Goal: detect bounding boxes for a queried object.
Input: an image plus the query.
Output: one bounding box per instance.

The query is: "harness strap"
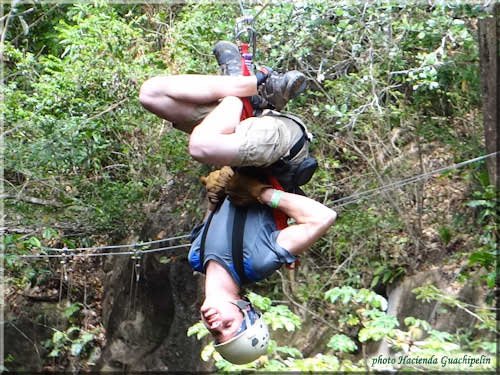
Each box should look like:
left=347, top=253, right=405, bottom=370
left=199, top=210, right=216, bottom=272
left=267, top=175, right=288, bottom=230
left=285, top=134, right=306, bottom=161
left=239, top=43, right=254, bottom=121
left=264, top=111, right=309, bottom=162
left=232, top=207, right=249, bottom=285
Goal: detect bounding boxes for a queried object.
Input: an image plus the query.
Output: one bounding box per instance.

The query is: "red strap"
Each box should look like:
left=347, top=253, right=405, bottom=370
left=268, top=174, right=299, bottom=270
left=239, top=43, right=254, bottom=121
left=236, top=43, right=297, bottom=270
left=267, top=175, right=289, bottom=230
left=237, top=45, right=289, bottom=230
left=240, top=60, right=254, bottom=120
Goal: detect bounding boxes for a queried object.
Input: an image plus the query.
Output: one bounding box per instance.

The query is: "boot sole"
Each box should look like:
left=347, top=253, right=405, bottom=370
left=213, top=41, right=242, bottom=76
left=284, top=73, right=307, bottom=100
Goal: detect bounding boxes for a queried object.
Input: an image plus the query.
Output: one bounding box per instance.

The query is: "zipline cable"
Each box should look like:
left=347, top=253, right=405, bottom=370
left=16, top=243, right=192, bottom=259
left=10, top=152, right=497, bottom=260
left=42, top=233, right=191, bottom=252
left=330, top=151, right=498, bottom=208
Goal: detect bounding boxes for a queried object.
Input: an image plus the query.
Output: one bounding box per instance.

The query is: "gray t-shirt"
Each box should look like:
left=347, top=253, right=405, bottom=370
left=188, top=198, right=297, bottom=286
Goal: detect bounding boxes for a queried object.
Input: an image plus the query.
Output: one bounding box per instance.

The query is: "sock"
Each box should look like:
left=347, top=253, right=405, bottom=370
left=255, top=66, right=273, bottom=85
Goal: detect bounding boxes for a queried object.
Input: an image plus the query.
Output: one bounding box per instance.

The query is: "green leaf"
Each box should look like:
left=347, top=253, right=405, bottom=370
left=48, top=349, right=60, bottom=358
left=70, top=342, right=84, bottom=356
left=64, top=303, right=82, bottom=318
left=247, top=292, right=272, bottom=311
left=370, top=275, right=380, bottom=288
left=187, top=321, right=209, bottom=340
left=466, top=199, right=493, bottom=208
left=52, top=330, right=65, bottom=344
left=27, top=237, right=42, bottom=248
left=276, top=345, right=303, bottom=358
left=327, top=334, right=358, bottom=353
left=80, top=332, right=94, bottom=344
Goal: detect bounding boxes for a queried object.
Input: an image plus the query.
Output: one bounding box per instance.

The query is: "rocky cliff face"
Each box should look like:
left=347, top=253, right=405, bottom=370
left=96, top=199, right=207, bottom=372
left=96, top=253, right=204, bottom=372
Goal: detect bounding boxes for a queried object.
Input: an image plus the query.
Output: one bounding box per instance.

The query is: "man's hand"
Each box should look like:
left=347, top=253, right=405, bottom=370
left=225, top=172, right=272, bottom=206
left=200, top=166, right=234, bottom=210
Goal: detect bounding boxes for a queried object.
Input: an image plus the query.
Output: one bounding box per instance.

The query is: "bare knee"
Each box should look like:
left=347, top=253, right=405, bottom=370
left=188, top=134, right=206, bottom=162
left=188, top=129, right=215, bottom=163
left=139, top=76, right=170, bottom=112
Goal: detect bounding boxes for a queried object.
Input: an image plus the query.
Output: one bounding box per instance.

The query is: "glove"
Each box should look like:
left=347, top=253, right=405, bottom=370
left=225, top=172, right=272, bottom=206
left=200, top=167, right=234, bottom=209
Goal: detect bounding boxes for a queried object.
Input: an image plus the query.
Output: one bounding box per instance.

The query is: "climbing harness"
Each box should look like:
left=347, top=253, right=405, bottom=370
left=232, top=2, right=315, bottom=234
left=235, top=15, right=256, bottom=71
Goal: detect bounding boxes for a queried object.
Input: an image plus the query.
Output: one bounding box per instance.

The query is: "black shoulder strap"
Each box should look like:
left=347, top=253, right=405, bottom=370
left=287, top=134, right=306, bottom=161
left=199, top=210, right=216, bottom=272
left=232, top=207, right=249, bottom=285
left=265, top=111, right=309, bottom=161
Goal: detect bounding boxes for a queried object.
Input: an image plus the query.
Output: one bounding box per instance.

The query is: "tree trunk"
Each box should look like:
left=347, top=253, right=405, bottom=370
left=478, top=3, right=499, bottom=187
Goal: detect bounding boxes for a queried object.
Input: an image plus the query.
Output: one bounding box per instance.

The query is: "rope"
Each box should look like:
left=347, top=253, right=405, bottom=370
left=10, top=152, right=497, bottom=261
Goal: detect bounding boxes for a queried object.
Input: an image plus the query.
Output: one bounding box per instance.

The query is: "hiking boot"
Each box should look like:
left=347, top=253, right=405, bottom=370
left=258, top=70, right=307, bottom=111
left=249, top=95, right=270, bottom=111
left=213, top=41, right=242, bottom=76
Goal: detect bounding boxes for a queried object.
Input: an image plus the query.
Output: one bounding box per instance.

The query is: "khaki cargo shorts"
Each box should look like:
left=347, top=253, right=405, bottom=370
left=233, top=114, right=307, bottom=167
left=173, top=105, right=307, bottom=167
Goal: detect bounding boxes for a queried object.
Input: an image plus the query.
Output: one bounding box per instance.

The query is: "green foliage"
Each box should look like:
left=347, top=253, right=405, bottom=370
left=4, top=3, right=200, bottom=242
left=324, top=286, right=398, bottom=345
left=167, top=0, right=237, bottom=74
left=2, top=232, right=56, bottom=289
left=464, top=184, right=498, bottom=289
left=358, top=309, right=398, bottom=342
left=263, top=304, right=302, bottom=332
left=190, top=287, right=490, bottom=372
left=44, top=326, right=96, bottom=359
left=63, top=303, right=83, bottom=323
left=327, top=334, right=357, bottom=353
left=371, top=263, right=406, bottom=288
left=186, top=321, right=209, bottom=341
left=325, top=286, right=388, bottom=311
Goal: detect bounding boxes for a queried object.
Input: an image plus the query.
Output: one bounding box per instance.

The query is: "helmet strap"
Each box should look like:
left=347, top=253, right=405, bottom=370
left=231, top=299, right=253, bottom=327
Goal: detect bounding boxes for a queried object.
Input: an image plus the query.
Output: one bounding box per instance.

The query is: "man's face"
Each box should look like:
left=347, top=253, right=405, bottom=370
left=201, top=298, right=244, bottom=343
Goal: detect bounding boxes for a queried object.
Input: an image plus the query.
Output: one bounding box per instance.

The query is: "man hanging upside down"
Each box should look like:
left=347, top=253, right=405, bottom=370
left=139, top=41, right=337, bottom=364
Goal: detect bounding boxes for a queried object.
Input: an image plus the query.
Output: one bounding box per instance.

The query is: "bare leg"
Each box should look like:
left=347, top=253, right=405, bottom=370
left=188, top=96, right=245, bottom=166
left=139, top=74, right=258, bottom=127
left=259, top=189, right=337, bottom=255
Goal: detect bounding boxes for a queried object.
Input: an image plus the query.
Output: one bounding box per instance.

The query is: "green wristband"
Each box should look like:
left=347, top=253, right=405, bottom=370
left=268, top=189, right=283, bottom=209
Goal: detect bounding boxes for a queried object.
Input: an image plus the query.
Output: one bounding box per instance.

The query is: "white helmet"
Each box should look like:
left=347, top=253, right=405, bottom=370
left=213, top=300, right=270, bottom=364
